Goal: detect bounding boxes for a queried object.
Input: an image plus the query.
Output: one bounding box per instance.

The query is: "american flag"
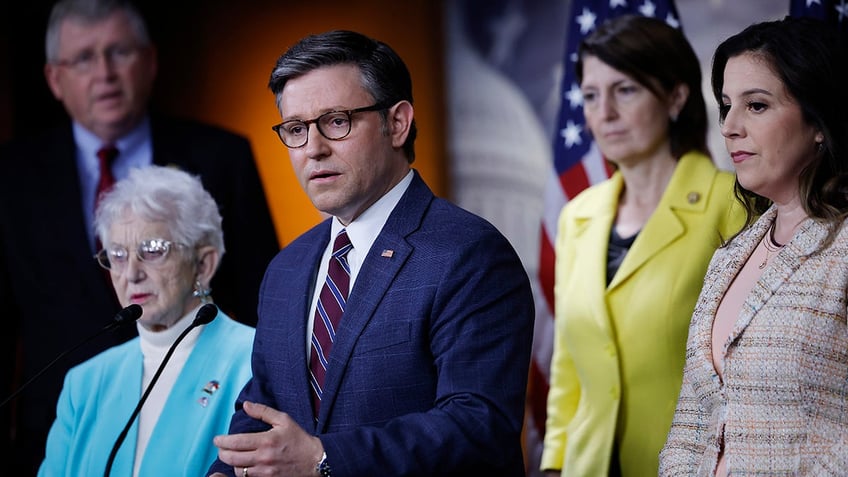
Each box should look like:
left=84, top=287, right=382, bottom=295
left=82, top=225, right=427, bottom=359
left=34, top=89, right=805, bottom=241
left=525, top=0, right=681, bottom=474
left=790, top=0, right=848, bottom=52
left=790, top=0, right=848, bottom=29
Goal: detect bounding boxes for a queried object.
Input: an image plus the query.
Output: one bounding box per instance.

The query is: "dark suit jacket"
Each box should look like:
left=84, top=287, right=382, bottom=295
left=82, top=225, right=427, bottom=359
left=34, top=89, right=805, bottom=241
left=0, top=115, right=279, bottom=475
left=208, top=172, right=534, bottom=477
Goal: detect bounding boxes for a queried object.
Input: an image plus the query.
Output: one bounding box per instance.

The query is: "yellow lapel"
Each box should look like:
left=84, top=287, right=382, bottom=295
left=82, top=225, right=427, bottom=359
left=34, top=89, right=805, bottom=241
left=608, top=153, right=717, bottom=291
left=569, top=174, right=621, bottom=333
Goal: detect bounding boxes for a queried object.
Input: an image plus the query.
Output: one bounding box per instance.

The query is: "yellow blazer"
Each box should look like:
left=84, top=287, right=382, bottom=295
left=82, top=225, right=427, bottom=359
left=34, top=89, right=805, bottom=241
left=541, top=152, right=743, bottom=476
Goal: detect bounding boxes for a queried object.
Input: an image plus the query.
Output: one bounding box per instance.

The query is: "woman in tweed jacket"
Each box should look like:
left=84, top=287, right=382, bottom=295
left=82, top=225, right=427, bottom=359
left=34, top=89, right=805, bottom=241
left=660, top=17, right=848, bottom=476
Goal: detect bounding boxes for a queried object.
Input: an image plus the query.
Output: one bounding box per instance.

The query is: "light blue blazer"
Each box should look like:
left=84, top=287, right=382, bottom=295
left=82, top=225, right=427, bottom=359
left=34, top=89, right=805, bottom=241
left=38, top=311, right=253, bottom=477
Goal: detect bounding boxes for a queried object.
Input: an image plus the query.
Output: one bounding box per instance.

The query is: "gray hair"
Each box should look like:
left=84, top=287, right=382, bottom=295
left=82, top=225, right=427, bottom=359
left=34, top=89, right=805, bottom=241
left=94, top=166, right=225, bottom=262
left=268, top=30, right=417, bottom=162
left=45, top=0, right=150, bottom=62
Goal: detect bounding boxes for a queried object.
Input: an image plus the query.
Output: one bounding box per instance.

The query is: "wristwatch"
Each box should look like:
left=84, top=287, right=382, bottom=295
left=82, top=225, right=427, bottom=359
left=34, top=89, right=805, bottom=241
left=316, top=451, right=332, bottom=477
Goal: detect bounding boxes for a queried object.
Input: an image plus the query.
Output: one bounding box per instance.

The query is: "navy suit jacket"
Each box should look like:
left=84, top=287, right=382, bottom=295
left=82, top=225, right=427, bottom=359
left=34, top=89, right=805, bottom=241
left=0, top=115, right=279, bottom=475
left=208, top=172, right=534, bottom=477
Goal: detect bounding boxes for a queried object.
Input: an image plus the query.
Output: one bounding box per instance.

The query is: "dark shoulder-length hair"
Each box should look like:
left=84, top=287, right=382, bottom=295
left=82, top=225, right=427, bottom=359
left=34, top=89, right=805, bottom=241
left=712, top=16, right=848, bottom=235
left=576, top=14, right=709, bottom=160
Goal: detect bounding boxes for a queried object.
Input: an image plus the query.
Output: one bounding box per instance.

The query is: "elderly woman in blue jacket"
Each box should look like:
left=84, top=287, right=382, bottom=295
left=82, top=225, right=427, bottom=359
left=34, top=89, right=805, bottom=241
left=39, top=166, right=254, bottom=476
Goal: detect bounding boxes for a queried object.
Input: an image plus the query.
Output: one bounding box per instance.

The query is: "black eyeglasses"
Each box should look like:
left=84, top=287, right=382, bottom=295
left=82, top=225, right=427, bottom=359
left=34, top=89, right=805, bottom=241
left=271, top=102, right=391, bottom=148
left=52, top=44, right=141, bottom=74
left=94, top=238, right=186, bottom=271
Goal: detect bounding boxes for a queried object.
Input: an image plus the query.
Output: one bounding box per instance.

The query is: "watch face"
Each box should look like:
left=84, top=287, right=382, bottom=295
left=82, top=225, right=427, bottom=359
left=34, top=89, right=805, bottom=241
left=316, top=453, right=331, bottom=477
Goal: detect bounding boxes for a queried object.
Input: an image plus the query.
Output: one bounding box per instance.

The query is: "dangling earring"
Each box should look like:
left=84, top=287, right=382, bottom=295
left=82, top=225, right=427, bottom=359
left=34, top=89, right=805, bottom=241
left=193, top=280, right=212, bottom=304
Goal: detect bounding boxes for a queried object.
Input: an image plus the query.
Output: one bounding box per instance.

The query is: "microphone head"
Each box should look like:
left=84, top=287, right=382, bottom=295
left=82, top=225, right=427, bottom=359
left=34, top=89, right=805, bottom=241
left=113, top=304, right=143, bottom=325
left=193, top=303, right=218, bottom=325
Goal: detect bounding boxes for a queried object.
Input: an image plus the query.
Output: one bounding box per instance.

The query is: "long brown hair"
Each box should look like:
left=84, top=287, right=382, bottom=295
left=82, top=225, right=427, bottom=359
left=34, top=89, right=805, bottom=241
left=712, top=17, right=848, bottom=243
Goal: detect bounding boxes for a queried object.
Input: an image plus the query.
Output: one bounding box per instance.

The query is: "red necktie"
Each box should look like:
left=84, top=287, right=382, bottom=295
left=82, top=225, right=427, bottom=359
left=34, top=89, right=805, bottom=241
left=95, top=145, right=119, bottom=210
left=309, top=229, right=353, bottom=415
left=94, top=145, right=119, bottom=253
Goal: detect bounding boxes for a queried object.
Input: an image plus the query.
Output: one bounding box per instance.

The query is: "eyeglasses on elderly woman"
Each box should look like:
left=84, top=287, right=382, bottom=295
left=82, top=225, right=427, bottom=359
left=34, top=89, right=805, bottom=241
left=94, top=238, right=187, bottom=271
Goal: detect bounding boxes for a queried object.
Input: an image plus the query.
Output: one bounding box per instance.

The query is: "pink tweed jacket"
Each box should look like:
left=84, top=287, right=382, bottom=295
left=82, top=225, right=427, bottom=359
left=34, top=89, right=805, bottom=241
left=660, top=206, right=848, bottom=476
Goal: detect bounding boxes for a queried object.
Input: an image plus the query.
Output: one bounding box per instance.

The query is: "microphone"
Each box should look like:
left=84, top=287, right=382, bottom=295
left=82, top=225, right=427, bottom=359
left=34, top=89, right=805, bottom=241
left=104, top=303, right=218, bottom=477
left=0, top=304, right=143, bottom=408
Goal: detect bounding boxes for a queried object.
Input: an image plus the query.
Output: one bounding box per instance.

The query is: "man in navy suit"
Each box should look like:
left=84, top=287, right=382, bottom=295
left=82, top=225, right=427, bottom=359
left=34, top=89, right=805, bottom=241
left=0, top=0, right=278, bottom=473
left=208, top=30, right=534, bottom=477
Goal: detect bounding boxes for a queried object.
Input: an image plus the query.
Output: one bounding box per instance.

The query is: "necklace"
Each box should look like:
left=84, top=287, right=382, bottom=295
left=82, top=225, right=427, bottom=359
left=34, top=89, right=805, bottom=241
left=759, top=221, right=785, bottom=269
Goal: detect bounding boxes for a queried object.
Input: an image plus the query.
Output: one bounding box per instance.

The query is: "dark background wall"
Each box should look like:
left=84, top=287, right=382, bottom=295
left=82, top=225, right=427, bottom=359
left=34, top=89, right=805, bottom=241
left=0, top=0, right=447, bottom=243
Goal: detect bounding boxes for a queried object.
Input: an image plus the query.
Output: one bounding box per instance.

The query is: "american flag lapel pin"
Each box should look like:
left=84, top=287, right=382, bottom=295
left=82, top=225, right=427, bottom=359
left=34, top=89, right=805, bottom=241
left=202, top=380, right=220, bottom=395
left=198, top=379, right=220, bottom=407
left=381, top=249, right=394, bottom=258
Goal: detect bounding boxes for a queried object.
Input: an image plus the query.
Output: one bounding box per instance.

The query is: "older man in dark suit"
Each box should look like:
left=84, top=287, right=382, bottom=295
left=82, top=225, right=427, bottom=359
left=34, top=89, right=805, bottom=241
left=0, top=0, right=278, bottom=473
left=208, top=30, right=534, bottom=477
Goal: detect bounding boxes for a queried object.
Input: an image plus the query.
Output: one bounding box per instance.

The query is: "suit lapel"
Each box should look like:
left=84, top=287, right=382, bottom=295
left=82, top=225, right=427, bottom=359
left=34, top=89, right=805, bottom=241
left=316, top=172, right=431, bottom=428
left=687, top=215, right=760, bottom=380
left=570, top=176, right=619, bottom=333
left=282, top=224, right=331, bottom=429
left=731, top=211, right=823, bottom=342
left=609, top=205, right=683, bottom=290
left=41, top=126, right=114, bottom=286
left=608, top=154, right=711, bottom=291
left=689, top=207, right=824, bottom=379
left=141, top=316, right=233, bottom=473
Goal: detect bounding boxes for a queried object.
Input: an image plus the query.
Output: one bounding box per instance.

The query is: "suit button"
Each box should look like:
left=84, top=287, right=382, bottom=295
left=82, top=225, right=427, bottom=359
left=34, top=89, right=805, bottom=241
left=605, top=343, right=616, bottom=357
left=610, top=386, right=619, bottom=399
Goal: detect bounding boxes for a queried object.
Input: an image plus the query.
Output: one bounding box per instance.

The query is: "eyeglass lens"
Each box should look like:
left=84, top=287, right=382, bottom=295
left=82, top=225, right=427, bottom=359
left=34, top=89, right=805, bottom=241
left=95, top=239, right=174, bottom=270
left=278, top=111, right=353, bottom=148
left=58, top=44, right=138, bottom=73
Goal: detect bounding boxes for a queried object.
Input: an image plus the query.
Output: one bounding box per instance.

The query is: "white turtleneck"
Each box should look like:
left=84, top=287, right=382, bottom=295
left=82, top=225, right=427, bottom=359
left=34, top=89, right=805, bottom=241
left=132, top=305, right=205, bottom=477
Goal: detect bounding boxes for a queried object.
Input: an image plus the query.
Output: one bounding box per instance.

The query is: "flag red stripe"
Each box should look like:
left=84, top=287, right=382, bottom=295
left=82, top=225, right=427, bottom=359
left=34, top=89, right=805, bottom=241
left=538, top=227, right=556, bottom=313
left=559, top=162, right=590, bottom=200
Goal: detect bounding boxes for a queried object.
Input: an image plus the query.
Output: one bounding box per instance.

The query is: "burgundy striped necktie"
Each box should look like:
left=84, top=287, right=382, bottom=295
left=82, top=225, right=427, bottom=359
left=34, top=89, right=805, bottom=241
left=95, top=145, right=119, bottom=210
left=309, top=229, right=353, bottom=415
left=94, top=145, right=119, bottom=253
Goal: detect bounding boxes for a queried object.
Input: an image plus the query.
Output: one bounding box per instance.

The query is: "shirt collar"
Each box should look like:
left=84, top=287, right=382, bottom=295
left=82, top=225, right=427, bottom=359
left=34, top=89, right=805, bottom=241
left=331, top=169, right=413, bottom=258
left=73, top=116, right=151, bottom=167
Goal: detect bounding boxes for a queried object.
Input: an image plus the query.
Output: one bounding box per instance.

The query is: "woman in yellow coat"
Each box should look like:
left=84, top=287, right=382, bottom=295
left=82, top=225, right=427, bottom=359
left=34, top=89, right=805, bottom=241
left=541, top=16, right=744, bottom=476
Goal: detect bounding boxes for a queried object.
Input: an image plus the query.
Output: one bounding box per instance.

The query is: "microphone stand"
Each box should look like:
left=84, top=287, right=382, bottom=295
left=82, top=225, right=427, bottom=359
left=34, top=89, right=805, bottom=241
left=103, top=303, right=218, bottom=477
left=0, top=304, right=143, bottom=408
